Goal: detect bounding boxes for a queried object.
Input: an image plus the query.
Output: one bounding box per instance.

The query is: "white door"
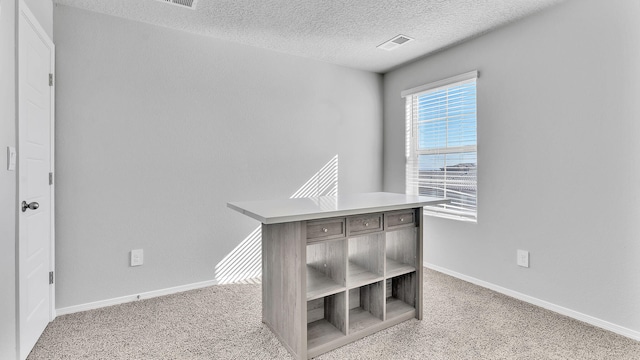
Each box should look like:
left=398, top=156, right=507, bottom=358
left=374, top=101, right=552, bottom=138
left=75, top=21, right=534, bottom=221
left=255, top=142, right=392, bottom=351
left=18, top=2, right=55, bottom=359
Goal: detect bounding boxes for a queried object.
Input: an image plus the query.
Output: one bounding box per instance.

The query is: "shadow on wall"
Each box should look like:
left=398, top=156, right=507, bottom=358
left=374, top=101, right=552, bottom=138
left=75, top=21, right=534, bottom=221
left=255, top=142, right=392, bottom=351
left=214, top=155, right=339, bottom=284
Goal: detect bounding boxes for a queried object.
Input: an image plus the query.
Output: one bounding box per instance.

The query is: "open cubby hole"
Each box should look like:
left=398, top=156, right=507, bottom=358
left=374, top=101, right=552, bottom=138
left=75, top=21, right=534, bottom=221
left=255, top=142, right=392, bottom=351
left=306, top=239, right=346, bottom=300
left=385, top=227, right=417, bottom=278
left=385, top=272, right=417, bottom=320
left=348, top=281, right=384, bottom=333
left=307, top=292, right=346, bottom=351
left=347, top=233, right=384, bottom=288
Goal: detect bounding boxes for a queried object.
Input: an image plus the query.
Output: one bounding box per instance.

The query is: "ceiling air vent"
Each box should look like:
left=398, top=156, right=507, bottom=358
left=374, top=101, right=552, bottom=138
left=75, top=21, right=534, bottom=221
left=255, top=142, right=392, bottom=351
left=377, top=35, right=414, bottom=51
left=156, top=0, right=198, bottom=10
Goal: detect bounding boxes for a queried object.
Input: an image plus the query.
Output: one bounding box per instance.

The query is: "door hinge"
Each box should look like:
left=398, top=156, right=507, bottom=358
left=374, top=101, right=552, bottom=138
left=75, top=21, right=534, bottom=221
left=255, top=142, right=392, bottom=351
left=49, top=271, right=54, bottom=285
left=49, top=73, right=54, bottom=87
left=49, top=172, right=53, bottom=185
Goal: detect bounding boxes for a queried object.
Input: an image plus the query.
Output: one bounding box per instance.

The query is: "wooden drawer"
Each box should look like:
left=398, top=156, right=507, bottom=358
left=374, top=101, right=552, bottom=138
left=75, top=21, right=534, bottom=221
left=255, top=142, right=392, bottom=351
left=347, top=213, right=383, bottom=236
left=385, top=210, right=416, bottom=229
left=307, top=218, right=346, bottom=242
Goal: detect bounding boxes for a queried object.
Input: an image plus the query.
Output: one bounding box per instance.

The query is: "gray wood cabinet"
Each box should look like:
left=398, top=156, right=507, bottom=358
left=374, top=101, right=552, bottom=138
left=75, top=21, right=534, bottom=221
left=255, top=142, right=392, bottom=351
left=228, top=192, right=447, bottom=359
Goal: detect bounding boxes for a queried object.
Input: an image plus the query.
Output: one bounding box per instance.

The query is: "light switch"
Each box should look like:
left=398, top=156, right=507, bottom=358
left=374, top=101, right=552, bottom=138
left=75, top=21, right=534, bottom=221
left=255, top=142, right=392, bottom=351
left=7, top=146, right=16, bottom=171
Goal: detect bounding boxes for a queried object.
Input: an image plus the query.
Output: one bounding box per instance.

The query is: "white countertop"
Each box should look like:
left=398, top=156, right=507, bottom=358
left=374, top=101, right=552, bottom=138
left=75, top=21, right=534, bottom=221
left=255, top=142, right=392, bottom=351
left=227, top=192, right=448, bottom=224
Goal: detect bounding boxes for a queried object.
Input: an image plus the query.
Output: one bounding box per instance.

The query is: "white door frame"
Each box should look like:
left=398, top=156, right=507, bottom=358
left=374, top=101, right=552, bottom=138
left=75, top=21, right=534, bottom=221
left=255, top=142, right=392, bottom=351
left=17, top=0, right=55, bottom=356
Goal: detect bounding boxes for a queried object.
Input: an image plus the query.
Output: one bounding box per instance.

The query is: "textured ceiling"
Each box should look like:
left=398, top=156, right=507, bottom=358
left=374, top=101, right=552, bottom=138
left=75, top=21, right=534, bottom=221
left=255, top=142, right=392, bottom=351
left=53, top=0, right=564, bottom=73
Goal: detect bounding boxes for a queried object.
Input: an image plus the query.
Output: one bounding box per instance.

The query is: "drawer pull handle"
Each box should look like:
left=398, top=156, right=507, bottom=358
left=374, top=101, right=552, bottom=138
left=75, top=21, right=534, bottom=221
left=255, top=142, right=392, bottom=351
left=322, top=228, right=328, bottom=233
left=400, top=218, right=404, bottom=222
left=364, top=222, right=369, bottom=227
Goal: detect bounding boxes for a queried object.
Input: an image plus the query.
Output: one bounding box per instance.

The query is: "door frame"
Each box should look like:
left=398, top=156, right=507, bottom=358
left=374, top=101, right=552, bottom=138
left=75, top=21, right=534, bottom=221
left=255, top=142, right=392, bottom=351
left=17, top=0, right=56, bottom=354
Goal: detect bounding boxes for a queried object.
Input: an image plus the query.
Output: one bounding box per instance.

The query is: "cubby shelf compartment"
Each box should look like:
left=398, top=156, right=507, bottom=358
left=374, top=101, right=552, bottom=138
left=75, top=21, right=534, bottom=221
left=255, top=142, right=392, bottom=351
left=385, top=258, right=415, bottom=278
left=307, top=293, right=347, bottom=352
left=385, top=227, right=417, bottom=278
left=347, top=233, right=384, bottom=288
left=385, top=272, right=417, bottom=321
left=307, top=266, right=345, bottom=300
left=307, top=239, right=346, bottom=301
left=348, top=281, right=385, bottom=333
left=347, top=262, right=384, bottom=288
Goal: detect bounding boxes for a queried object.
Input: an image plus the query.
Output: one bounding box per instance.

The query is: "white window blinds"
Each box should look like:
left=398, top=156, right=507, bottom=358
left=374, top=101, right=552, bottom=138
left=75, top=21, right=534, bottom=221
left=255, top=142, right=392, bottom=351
left=403, top=71, right=478, bottom=222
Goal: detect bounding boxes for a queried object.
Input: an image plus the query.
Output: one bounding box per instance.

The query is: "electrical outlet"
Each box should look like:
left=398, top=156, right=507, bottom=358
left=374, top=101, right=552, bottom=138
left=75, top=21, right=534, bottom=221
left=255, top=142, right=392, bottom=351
left=517, top=249, right=529, bottom=268
left=131, top=249, right=144, bottom=267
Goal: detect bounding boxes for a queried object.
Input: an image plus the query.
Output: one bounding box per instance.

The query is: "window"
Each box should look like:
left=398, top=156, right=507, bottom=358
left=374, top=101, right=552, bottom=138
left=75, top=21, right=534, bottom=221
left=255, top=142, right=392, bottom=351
left=403, top=71, right=478, bottom=222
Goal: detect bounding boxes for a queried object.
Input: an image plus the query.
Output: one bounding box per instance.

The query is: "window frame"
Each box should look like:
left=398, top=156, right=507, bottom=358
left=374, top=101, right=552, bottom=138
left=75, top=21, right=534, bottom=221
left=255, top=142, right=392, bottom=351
left=403, top=71, right=478, bottom=222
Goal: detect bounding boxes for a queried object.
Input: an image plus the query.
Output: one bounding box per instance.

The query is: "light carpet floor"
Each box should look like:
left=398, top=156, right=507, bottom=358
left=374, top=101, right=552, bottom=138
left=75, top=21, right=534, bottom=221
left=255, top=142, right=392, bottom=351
left=28, top=268, right=640, bottom=359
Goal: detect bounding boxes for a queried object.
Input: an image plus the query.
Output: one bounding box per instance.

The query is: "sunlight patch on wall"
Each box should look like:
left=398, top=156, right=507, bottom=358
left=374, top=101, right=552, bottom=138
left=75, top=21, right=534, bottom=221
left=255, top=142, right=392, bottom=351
left=213, top=227, right=262, bottom=284
left=214, top=155, right=339, bottom=284
left=290, top=154, right=338, bottom=198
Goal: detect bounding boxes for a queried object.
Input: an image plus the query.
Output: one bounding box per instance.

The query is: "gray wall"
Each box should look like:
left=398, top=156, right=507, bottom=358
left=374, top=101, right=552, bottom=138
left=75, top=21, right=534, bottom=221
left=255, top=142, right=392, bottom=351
left=383, top=0, right=640, bottom=333
left=53, top=5, right=383, bottom=308
left=1, top=1, right=52, bottom=359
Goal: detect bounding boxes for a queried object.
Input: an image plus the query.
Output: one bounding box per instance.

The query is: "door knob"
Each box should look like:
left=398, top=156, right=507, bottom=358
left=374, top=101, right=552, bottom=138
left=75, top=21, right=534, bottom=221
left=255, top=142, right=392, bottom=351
left=22, top=201, right=39, bottom=212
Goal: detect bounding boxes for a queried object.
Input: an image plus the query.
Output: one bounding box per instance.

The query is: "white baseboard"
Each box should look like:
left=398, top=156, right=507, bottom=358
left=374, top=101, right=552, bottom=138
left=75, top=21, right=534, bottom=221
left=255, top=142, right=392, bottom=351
left=425, top=262, right=640, bottom=341
left=56, top=278, right=220, bottom=316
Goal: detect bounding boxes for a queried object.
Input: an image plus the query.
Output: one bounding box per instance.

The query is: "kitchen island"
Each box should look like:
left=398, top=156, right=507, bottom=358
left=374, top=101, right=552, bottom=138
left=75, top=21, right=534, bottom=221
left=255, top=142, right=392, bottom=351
left=227, top=192, right=447, bottom=359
